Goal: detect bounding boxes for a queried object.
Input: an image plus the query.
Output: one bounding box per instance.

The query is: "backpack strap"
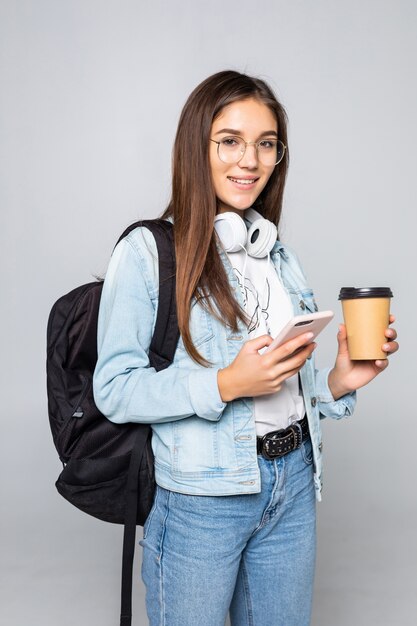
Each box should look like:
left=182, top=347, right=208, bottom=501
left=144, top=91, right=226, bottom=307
left=144, top=220, right=179, bottom=369
left=120, top=429, right=151, bottom=626
left=114, top=218, right=178, bottom=369
left=117, top=219, right=179, bottom=626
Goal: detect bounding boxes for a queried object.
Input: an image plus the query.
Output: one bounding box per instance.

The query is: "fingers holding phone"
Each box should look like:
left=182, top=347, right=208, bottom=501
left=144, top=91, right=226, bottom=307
left=260, top=311, right=334, bottom=383
left=218, top=332, right=317, bottom=401
left=218, top=312, right=334, bottom=401
left=263, top=332, right=317, bottom=386
left=262, top=311, right=334, bottom=354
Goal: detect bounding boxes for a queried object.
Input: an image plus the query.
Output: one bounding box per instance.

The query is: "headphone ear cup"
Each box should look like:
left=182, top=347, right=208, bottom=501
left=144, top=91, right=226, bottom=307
left=214, top=212, right=248, bottom=252
left=247, top=219, right=277, bottom=258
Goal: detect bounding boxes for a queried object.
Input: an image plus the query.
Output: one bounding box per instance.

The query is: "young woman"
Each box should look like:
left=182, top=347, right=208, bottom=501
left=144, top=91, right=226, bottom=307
left=93, top=71, right=398, bottom=626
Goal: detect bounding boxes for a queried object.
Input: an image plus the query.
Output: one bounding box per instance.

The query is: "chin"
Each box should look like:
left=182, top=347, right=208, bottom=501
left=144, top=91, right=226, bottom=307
left=229, top=197, right=258, bottom=212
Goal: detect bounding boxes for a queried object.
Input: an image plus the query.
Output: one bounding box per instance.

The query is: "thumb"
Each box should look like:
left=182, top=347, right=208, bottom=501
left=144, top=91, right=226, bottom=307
left=246, top=334, right=273, bottom=352
left=337, top=323, right=349, bottom=355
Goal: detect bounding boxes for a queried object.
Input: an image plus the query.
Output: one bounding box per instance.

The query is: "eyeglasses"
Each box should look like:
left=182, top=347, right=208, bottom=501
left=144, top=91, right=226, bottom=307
left=210, top=136, right=286, bottom=166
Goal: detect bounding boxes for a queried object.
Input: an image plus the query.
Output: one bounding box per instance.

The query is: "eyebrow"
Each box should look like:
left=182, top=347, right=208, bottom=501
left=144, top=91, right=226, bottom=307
left=214, top=128, right=278, bottom=137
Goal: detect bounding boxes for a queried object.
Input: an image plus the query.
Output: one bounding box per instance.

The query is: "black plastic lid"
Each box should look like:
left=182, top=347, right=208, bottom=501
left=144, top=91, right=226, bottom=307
left=338, top=287, right=393, bottom=300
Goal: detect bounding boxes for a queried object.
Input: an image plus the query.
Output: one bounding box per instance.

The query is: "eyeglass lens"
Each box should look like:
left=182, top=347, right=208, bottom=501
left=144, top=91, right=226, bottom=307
left=218, top=138, right=284, bottom=165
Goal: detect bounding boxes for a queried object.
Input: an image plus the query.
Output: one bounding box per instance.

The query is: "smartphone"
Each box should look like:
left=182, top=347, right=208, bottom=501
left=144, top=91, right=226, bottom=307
left=263, top=310, right=334, bottom=354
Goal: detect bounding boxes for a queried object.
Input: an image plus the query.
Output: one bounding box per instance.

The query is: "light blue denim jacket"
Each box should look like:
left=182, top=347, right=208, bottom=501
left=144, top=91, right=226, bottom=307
left=93, top=223, right=356, bottom=501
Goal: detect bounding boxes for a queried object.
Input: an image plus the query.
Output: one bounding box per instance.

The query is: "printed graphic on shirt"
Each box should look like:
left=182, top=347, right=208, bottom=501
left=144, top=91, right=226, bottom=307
left=232, top=267, right=271, bottom=335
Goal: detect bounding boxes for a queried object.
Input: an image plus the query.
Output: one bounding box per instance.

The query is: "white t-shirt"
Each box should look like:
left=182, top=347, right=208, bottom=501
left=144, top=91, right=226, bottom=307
left=227, top=246, right=305, bottom=436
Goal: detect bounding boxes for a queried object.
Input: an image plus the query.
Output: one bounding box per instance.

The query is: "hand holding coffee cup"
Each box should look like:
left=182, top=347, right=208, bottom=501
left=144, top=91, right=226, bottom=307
left=338, top=287, right=393, bottom=360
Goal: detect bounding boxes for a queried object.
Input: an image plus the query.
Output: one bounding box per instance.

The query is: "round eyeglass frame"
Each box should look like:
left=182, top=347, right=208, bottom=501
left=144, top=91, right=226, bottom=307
left=210, top=137, right=287, bottom=166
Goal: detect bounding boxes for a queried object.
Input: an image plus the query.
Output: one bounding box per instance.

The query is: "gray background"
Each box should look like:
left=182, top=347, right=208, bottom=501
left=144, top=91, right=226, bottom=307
left=1, top=1, right=416, bottom=624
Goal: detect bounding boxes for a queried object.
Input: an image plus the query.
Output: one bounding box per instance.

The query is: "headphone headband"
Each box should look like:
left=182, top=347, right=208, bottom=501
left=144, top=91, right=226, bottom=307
left=214, top=211, right=277, bottom=258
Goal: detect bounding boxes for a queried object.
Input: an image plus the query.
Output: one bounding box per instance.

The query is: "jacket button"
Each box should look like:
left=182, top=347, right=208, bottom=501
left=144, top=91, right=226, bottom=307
left=319, top=442, right=323, bottom=452
left=311, top=397, right=317, bottom=407
left=299, top=300, right=306, bottom=310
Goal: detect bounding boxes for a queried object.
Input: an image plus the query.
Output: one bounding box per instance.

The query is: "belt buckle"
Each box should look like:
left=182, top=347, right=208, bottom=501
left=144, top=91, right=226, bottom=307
left=259, top=421, right=304, bottom=460
left=260, top=428, right=285, bottom=460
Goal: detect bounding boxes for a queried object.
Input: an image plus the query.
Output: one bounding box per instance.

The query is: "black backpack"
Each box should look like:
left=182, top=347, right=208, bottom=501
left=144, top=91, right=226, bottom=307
left=46, top=219, right=179, bottom=626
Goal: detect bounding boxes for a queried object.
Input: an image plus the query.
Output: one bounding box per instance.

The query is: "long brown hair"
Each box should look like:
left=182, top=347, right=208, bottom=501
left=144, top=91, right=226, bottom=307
left=161, top=70, right=289, bottom=365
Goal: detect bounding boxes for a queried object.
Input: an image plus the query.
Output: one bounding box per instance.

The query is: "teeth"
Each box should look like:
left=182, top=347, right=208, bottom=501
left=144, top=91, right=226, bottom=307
left=229, top=177, right=257, bottom=185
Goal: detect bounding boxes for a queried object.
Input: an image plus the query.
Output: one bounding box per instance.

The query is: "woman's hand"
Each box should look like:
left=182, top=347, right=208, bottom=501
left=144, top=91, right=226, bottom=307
left=327, top=315, right=399, bottom=400
left=217, top=332, right=317, bottom=402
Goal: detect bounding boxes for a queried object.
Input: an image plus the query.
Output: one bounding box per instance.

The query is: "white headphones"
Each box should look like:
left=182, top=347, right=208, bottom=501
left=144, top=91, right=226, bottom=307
left=214, top=209, right=277, bottom=258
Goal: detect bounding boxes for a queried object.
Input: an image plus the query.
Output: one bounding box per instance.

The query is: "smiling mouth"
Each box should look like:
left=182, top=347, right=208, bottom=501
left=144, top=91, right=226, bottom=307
left=227, top=176, right=259, bottom=185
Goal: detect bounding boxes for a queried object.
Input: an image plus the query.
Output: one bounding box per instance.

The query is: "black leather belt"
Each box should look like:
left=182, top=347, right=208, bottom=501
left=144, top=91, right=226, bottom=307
left=256, top=416, right=309, bottom=460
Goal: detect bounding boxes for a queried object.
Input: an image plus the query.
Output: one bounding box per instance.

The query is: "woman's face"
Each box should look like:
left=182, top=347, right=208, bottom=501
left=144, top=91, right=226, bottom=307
left=209, top=98, right=278, bottom=215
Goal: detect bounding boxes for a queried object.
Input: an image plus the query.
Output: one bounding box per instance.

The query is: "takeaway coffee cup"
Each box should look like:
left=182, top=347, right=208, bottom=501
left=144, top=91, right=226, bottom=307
left=338, top=287, right=393, bottom=360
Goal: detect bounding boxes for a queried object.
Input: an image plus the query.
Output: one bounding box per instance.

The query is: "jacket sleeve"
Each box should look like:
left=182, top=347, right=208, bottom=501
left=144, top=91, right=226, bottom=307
left=93, top=233, right=226, bottom=425
left=315, top=367, right=356, bottom=420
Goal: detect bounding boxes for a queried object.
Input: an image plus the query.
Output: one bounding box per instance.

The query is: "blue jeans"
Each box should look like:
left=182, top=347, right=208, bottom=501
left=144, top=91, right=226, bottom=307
left=140, top=438, right=316, bottom=626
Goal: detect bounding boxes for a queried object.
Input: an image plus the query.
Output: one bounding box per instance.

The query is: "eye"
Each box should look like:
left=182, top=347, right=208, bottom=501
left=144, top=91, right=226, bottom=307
left=258, top=139, right=276, bottom=150
left=221, top=137, right=240, bottom=147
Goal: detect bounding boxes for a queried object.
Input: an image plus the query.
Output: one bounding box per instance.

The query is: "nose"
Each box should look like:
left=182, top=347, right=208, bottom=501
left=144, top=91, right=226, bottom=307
left=238, top=142, right=258, bottom=169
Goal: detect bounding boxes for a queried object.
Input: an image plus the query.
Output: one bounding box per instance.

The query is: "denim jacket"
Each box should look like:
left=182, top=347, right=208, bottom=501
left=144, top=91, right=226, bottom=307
left=93, top=223, right=356, bottom=501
